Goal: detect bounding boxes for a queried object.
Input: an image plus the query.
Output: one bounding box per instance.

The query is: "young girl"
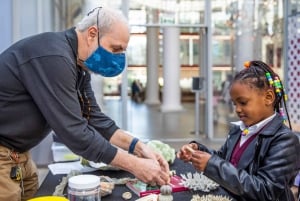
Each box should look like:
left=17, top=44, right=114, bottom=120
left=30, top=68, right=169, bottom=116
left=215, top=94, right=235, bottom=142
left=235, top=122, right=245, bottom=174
left=177, top=61, right=300, bottom=201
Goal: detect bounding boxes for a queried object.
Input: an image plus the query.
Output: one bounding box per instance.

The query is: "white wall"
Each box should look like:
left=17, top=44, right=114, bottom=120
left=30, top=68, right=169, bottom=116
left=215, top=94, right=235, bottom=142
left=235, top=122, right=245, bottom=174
left=0, top=0, right=13, bottom=52
left=0, top=0, right=54, bottom=53
left=0, top=0, right=55, bottom=165
left=12, top=0, right=53, bottom=42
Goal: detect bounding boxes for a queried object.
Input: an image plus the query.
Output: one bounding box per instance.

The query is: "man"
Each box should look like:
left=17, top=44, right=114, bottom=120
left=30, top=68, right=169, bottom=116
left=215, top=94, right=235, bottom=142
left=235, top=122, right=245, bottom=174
left=0, top=7, right=170, bottom=200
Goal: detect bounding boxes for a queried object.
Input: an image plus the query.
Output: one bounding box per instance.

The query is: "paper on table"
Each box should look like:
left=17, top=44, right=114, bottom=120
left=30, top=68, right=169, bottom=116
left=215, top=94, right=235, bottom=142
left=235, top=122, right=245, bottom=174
left=48, top=161, right=97, bottom=175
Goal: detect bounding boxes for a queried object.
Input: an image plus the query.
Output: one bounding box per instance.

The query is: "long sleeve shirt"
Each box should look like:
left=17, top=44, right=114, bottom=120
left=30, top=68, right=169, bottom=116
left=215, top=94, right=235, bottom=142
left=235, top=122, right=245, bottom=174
left=0, top=28, right=118, bottom=164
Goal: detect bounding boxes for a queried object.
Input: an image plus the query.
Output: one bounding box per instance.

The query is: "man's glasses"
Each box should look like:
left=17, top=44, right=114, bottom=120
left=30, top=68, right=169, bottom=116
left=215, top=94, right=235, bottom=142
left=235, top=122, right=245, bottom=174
left=87, top=7, right=102, bottom=16
left=87, top=7, right=102, bottom=46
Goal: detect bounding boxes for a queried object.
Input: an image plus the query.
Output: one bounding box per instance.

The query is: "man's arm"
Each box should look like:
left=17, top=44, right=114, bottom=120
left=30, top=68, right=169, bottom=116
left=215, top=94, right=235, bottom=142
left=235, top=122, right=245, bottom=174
left=110, top=148, right=170, bottom=185
left=109, top=129, right=170, bottom=184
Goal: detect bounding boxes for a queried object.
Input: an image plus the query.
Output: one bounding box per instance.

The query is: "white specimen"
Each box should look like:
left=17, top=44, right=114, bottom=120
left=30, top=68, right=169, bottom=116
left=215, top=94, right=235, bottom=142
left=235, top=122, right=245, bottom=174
left=191, top=194, right=233, bottom=201
left=180, top=172, right=219, bottom=192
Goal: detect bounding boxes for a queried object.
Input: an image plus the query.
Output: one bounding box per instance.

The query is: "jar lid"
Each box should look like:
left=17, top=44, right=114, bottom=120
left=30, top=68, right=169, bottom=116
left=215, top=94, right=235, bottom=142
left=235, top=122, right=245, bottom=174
left=68, top=175, right=100, bottom=189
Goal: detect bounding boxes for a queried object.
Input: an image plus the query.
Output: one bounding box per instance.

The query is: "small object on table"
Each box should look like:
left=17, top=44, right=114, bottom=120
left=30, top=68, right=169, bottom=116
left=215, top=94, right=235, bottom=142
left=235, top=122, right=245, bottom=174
left=180, top=172, right=219, bottom=192
left=53, top=170, right=80, bottom=196
left=122, top=191, right=132, bottom=200
left=126, top=175, right=188, bottom=197
left=102, top=176, right=137, bottom=185
left=135, top=194, right=158, bottom=201
left=169, top=170, right=176, bottom=177
left=147, top=140, right=176, bottom=164
left=99, top=181, right=115, bottom=197
left=159, top=185, right=172, bottom=195
left=158, top=185, right=173, bottom=201
left=191, top=194, right=233, bottom=201
left=80, top=158, right=121, bottom=171
left=185, top=146, right=195, bottom=154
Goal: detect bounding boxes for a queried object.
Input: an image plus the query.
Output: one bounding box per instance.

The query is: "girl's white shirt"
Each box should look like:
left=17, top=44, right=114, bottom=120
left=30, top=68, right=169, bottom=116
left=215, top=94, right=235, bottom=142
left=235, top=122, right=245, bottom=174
left=231, top=112, right=276, bottom=146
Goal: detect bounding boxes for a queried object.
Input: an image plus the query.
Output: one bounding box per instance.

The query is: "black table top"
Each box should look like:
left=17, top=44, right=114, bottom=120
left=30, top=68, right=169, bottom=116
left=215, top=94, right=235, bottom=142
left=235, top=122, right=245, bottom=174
left=35, top=158, right=233, bottom=201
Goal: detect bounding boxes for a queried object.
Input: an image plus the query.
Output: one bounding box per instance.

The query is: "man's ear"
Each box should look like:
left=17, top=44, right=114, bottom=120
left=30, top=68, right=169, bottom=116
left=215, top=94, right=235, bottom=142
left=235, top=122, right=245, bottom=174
left=265, top=89, right=275, bottom=106
left=87, top=26, right=98, bottom=41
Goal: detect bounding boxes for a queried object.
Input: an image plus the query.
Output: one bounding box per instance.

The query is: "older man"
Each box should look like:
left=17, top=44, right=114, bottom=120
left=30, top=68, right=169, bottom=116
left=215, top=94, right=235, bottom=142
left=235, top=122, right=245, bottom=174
left=0, top=7, right=169, bottom=200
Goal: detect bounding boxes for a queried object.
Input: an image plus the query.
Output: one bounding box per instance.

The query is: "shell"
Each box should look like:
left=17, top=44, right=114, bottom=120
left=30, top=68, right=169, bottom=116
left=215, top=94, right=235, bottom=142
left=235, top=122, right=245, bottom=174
left=100, top=182, right=114, bottom=197
left=122, top=191, right=132, bottom=200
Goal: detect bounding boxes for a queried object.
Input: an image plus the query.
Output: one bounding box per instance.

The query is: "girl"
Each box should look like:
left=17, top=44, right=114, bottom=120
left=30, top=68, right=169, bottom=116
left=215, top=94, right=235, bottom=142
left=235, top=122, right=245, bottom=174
left=177, top=61, right=300, bottom=201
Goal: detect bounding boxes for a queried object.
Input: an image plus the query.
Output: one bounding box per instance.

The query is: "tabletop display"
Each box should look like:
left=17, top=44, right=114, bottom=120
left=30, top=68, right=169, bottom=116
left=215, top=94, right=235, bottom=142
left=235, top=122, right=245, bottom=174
left=35, top=158, right=235, bottom=201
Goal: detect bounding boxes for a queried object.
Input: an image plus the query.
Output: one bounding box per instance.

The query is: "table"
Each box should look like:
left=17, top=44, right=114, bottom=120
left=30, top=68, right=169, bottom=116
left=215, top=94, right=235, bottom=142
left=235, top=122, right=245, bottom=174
left=35, top=159, right=234, bottom=201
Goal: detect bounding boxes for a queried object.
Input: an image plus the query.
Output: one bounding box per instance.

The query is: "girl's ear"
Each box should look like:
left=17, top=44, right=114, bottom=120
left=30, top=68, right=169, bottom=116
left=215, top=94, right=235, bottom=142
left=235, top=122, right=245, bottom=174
left=265, top=89, right=275, bottom=106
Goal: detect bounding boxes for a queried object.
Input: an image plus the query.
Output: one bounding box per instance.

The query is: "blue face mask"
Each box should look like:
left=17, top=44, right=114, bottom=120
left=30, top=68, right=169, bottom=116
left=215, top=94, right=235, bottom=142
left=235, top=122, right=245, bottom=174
left=84, top=45, right=126, bottom=77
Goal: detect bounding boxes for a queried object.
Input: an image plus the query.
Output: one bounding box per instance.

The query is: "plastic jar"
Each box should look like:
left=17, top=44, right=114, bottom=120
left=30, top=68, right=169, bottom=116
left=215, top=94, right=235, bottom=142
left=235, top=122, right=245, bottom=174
left=68, top=174, right=101, bottom=201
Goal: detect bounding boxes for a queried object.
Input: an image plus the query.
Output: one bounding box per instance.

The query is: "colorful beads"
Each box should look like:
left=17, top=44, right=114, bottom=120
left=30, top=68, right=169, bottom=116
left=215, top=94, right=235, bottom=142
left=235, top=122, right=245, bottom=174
left=265, top=72, right=273, bottom=86
left=265, top=73, right=284, bottom=97
left=279, top=107, right=287, bottom=121
left=273, top=77, right=282, bottom=96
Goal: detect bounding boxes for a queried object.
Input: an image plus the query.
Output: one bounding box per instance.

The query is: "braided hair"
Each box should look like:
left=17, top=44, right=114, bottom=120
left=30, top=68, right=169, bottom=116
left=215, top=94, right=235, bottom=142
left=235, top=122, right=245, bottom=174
left=232, top=60, right=292, bottom=129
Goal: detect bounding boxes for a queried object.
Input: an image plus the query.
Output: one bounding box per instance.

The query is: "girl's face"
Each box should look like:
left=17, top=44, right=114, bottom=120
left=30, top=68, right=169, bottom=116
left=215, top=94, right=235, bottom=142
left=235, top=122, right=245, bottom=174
left=229, top=81, right=275, bottom=127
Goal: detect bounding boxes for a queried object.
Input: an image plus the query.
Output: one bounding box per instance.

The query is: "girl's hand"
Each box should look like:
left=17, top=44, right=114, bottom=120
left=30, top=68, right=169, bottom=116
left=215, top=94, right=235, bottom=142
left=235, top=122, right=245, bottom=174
left=176, top=143, right=198, bottom=162
left=190, top=151, right=211, bottom=172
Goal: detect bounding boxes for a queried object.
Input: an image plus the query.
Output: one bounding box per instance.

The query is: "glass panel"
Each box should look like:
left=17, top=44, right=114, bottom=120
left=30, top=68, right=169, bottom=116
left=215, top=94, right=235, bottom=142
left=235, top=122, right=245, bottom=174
left=288, top=0, right=300, bottom=15
left=82, top=0, right=287, bottom=139
left=211, top=0, right=285, bottom=137
left=131, top=0, right=206, bottom=25
left=212, top=37, right=232, bottom=66
left=127, top=35, right=146, bottom=65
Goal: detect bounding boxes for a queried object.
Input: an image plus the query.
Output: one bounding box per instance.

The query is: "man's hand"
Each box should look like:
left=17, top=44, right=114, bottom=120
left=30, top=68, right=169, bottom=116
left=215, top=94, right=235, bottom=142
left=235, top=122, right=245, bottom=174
left=133, top=157, right=170, bottom=185
left=109, top=130, right=170, bottom=184
left=138, top=143, right=170, bottom=183
left=110, top=148, right=170, bottom=185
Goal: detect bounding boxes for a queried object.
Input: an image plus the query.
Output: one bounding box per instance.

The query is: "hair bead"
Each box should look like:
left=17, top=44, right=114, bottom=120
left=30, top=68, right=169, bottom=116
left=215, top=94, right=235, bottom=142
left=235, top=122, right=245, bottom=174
left=244, top=61, right=251, bottom=68
left=274, top=77, right=282, bottom=96
left=279, top=108, right=287, bottom=121
left=265, top=72, right=274, bottom=86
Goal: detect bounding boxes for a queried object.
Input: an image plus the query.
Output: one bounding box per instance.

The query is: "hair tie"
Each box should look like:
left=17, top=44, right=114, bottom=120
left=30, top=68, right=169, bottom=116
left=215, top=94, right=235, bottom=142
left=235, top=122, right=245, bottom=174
left=244, top=61, right=251, bottom=68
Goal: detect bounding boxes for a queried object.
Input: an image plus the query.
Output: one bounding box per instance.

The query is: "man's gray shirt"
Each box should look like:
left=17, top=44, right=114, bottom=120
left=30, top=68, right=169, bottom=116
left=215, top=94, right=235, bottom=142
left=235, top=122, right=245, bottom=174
left=0, top=28, right=118, bottom=164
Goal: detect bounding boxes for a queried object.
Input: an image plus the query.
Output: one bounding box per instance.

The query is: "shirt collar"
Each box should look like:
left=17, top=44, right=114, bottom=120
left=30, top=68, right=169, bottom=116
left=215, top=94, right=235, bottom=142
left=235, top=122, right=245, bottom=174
left=231, top=112, right=276, bottom=135
left=65, top=27, right=78, bottom=58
